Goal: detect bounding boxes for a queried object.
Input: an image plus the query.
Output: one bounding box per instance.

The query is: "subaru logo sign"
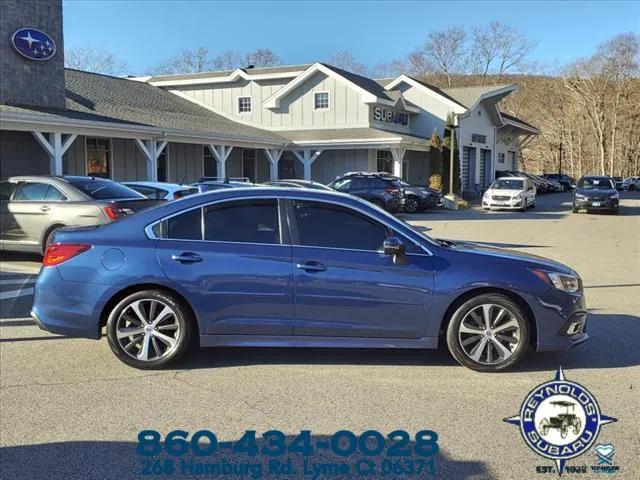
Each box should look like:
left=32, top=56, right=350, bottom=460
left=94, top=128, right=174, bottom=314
left=11, top=28, right=56, bottom=61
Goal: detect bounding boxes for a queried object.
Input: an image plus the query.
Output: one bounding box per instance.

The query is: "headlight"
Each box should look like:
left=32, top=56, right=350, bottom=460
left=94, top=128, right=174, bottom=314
left=513, top=192, right=523, bottom=199
left=611, top=191, right=619, bottom=199
left=575, top=193, right=586, bottom=199
left=531, top=269, right=581, bottom=293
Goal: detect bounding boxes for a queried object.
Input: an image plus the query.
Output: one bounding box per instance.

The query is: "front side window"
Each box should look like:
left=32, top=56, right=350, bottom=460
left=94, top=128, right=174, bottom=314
left=14, top=182, right=50, bottom=201
left=314, top=92, right=330, bottom=110
left=204, top=199, right=280, bottom=244
left=238, top=96, right=252, bottom=114
left=330, top=178, right=352, bottom=191
left=86, top=138, right=110, bottom=178
left=293, top=200, right=388, bottom=251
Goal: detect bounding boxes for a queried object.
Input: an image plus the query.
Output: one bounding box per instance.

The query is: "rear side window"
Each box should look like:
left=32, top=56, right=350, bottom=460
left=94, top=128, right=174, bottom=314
left=0, top=181, right=17, bottom=200
left=66, top=178, right=145, bottom=200
left=14, top=182, right=50, bottom=201
left=293, top=200, right=388, bottom=251
left=204, top=199, right=280, bottom=244
left=44, top=186, right=67, bottom=201
left=174, top=188, right=198, bottom=198
left=162, top=208, right=202, bottom=240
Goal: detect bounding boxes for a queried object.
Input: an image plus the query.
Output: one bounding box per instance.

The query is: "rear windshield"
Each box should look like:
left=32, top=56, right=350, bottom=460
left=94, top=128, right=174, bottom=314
left=492, top=179, right=524, bottom=190
left=578, top=178, right=614, bottom=190
left=67, top=178, right=145, bottom=199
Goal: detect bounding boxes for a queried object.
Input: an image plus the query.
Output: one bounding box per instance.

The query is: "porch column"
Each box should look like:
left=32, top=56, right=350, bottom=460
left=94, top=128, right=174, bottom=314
left=135, top=139, right=168, bottom=181
left=207, top=145, right=234, bottom=180
left=390, top=147, right=406, bottom=179
left=292, top=149, right=323, bottom=180
left=264, top=148, right=283, bottom=181
left=32, top=132, right=78, bottom=175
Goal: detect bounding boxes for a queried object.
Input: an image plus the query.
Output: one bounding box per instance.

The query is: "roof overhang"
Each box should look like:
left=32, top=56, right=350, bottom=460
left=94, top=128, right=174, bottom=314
left=134, top=68, right=305, bottom=87
left=500, top=116, right=540, bottom=135
left=0, top=111, right=283, bottom=148
left=384, top=75, right=467, bottom=114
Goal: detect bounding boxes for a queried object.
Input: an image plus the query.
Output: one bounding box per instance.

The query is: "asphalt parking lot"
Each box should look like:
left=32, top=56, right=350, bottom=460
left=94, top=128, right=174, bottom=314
left=1, top=191, right=639, bottom=479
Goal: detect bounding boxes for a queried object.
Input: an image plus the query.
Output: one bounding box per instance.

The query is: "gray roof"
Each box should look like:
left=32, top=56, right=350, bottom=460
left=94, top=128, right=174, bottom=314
left=2, top=69, right=283, bottom=142
left=145, top=64, right=311, bottom=82
left=500, top=112, right=539, bottom=132
left=442, top=84, right=515, bottom=108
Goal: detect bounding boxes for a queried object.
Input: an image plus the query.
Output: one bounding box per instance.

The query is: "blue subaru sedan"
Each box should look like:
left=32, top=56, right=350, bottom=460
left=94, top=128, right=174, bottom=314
left=31, top=188, right=588, bottom=371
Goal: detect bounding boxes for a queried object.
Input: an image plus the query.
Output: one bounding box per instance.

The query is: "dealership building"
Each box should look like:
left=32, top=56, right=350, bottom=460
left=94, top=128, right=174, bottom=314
left=1, top=0, right=538, bottom=197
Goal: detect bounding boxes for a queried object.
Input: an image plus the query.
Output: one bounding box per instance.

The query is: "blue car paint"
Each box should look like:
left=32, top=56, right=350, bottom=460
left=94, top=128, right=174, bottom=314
left=32, top=188, right=588, bottom=353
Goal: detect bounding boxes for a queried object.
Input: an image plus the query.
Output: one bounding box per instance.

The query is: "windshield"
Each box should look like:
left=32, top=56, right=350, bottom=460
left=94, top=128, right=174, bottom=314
left=67, top=178, right=145, bottom=199
left=579, top=178, right=614, bottom=190
left=491, top=179, right=524, bottom=190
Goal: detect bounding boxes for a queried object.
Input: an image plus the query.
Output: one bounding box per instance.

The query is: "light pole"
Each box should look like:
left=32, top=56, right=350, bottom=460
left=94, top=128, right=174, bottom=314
left=446, top=116, right=459, bottom=197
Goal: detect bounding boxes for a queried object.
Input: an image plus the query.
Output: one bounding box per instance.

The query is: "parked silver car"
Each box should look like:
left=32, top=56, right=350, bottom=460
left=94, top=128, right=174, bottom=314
left=0, top=176, right=163, bottom=254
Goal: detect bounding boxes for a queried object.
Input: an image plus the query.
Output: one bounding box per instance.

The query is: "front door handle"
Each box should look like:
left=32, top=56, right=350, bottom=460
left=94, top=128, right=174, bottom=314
left=296, top=261, right=327, bottom=272
left=171, top=252, right=203, bottom=263
left=40, top=206, right=50, bottom=212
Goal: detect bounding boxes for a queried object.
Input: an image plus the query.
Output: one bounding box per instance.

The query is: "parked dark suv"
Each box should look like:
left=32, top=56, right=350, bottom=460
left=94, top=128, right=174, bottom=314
left=542, top=174, right=576, bottom=192
left=328, top=172, right=406, bottom=212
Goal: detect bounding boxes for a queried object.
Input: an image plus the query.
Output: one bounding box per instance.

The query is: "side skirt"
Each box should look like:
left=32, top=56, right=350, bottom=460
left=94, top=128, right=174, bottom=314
left=199, top=335, right=439, bottom=350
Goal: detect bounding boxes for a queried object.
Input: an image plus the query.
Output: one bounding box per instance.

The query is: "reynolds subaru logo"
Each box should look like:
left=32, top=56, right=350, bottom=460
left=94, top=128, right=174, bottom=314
left=11, top=28, right=56, bottom=61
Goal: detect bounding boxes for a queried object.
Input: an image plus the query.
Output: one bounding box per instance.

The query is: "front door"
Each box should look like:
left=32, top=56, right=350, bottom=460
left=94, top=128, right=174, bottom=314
left=155, top=198, right=294, bottom=336
left=289, top=199, right=433, bottom=338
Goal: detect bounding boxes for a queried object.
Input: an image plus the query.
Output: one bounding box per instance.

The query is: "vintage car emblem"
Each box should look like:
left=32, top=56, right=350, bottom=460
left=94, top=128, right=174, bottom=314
left=11, top=28, right=56, bottom=61
left=504, top=367, right=617, bottom=475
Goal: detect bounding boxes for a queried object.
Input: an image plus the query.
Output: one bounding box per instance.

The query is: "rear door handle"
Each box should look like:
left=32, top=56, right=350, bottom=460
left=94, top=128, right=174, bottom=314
left=40, top=206, right=50, bottom=212
left=171, top=252, right=203, bottom=263
left=296, top=261, right=327, bottom=272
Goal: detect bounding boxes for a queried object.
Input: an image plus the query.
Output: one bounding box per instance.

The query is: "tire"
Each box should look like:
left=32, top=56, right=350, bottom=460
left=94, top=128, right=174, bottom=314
left=445, top=293, right=530, bottom=372
left=629, top=184, right=636, bottom=191
left=42, top=225, right=64, bottom=254
left=106, top=289, right=194, bottom=369
left=520, top=202, right=527, bottom=212
left=530, top=201, right=535, bottom=209
left=404, top=196, right=421, bottom=214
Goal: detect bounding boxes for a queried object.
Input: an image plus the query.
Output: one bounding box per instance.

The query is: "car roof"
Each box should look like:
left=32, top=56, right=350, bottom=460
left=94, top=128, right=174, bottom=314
left=495, top=176, right=527, bottom=181
left=123, top=181, right=189, bottom=189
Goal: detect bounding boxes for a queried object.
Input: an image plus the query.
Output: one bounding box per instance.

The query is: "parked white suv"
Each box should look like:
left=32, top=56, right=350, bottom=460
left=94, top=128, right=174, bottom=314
left=482, top=177, right=536, bottom=211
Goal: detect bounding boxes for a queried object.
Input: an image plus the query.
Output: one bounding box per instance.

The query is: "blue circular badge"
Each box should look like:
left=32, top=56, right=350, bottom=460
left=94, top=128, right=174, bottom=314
left=11, top=28, right=56, bottom=61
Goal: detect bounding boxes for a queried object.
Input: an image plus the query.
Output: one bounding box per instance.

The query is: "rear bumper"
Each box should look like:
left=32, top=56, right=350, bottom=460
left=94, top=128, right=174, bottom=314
left=31, top=266, right=109, bottom=339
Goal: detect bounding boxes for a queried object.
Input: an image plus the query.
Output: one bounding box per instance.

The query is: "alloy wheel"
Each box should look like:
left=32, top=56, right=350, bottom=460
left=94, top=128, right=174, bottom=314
left=115, top=299, right=181, bottom=362
left=457, top=304, right=522, bottom=365
left=405, top=197, right=419, bottom=213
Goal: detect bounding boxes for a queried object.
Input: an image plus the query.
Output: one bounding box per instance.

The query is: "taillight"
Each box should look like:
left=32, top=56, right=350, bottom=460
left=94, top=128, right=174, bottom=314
left=385, top=187, right=400, bottom=195
left=103, top=205, right=126, bottom=221
left=43, top=244, right=91, bottom=266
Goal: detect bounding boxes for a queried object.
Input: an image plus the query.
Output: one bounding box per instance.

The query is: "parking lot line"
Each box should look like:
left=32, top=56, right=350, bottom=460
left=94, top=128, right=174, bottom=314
left=0, top=288, right=35, bottom=301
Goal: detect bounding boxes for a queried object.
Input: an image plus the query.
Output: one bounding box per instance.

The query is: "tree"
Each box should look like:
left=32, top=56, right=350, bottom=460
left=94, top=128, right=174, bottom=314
left=65, top=47, right=128, bottom=76
left=148, top=47, right=212, bottom=75
left=244, top=48, right=282, bottom=68
left=471, top=22, right=535, bottom=85
left=211, top=50, right=243, bottom=70
left=328, top=51, right=368, bottom=75
left=417, top=26, right=467, bottom=87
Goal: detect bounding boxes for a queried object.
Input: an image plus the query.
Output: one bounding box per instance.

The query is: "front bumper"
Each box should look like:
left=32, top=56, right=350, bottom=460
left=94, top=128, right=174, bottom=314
left=419, top=195, right=444, bottom=209
left=530, top=289, right=589, bottom=352
left=482, top=197, right=525, bottom=209
left=574, top=197, right=618, bottom=210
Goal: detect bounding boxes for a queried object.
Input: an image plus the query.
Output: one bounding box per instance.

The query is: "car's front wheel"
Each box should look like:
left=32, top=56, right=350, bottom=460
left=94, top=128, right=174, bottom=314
left=106, top=290, right=193, bottom=369
left=446, top=294, right=530, bottom=372
left=404, top=196, right=421, bottom=214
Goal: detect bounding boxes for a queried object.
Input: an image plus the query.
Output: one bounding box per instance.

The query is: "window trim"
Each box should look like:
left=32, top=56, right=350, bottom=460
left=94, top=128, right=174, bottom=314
left=145, top=195, right=433, bottom=256
left=313, top=91, right=330, bottom=111
left=147, top=197, right=286, bottom=247
left=237, top=96, right=252, bottom=114
left=12, top=181, right=67, bottom=202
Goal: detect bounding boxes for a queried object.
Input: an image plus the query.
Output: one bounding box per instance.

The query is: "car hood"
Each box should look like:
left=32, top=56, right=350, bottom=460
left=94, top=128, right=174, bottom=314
left=485, top=189, right=523, bottom=196
left=445, top=240, right=574, bottom=274
left=575, top=188, right=616, bottom=196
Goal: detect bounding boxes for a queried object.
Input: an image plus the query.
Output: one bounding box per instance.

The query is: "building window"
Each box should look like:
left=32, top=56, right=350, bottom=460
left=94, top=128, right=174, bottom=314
left=86, top=137, right=110, bottom=178
left=157, top=147, right=168, bottom=182
left=376, top=150, right=393, bottom=174
left=203, top=146, right=217, bottom=178
left=314, top=92, right=330, bottom=110
left=242, top=149, right=257, bottom=182
left=498, top=153, right=505, bottom=164
left=237, top=96, right=252, bottom=114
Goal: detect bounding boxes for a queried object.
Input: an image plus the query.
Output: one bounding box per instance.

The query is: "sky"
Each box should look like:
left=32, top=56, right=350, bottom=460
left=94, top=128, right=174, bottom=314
left=62, top=0, right=640, bottom=75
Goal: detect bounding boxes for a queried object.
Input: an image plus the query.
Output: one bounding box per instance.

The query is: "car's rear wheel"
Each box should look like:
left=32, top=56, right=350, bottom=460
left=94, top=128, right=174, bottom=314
left=446, top=294, right=530, bottom=372
left=404, top=196, right=421, bottom=214
left=106, top=290, right=193, bottom=369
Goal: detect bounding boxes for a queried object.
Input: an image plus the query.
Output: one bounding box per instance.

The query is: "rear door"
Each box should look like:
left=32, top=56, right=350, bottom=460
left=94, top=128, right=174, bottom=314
left=4, top=181, right=52, bottom=246
left=0, top=181, right=18, bottom=244
left=289, top=199, right=434, bottom=338
left=155, top=197, right=294, bottom=336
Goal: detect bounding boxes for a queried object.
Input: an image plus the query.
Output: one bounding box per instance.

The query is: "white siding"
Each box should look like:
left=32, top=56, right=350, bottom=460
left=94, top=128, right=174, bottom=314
left=394, top=82, right=450, bottom=138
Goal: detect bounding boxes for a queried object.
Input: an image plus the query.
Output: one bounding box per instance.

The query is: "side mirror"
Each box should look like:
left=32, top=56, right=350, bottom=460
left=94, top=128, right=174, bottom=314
left=383, top=236, right=406, bottom=256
